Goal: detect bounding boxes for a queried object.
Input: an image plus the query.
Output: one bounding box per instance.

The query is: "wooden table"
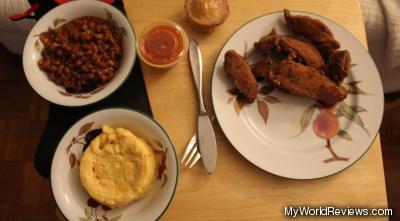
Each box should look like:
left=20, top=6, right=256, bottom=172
left=125, top=1, right=388, bottom=220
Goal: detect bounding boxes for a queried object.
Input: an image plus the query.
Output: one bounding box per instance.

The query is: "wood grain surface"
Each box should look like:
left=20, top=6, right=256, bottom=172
left=0, top=1, right=393, bottom=221
left=125, top=0, right=388, bottom=220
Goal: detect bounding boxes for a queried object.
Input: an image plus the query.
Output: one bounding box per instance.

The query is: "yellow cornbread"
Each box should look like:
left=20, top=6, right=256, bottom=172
left=79, top=125, right=158, bottom=208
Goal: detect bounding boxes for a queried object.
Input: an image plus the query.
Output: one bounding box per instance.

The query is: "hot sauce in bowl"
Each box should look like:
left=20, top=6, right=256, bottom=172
left=138, top=21, right=188, bottom=68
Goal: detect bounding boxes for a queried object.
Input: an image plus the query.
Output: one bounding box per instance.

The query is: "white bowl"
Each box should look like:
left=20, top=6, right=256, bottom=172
left=23, top=0, right=136, bottom=106
left=51, top=108, right=178, bottom=221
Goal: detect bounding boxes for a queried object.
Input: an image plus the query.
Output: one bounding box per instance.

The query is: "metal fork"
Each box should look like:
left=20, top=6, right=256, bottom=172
left=180, top=114, right=216, bottom=168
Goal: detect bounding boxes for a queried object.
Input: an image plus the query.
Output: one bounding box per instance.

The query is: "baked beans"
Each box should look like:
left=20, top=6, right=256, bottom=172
left=38, top=16, right=122, bottom=93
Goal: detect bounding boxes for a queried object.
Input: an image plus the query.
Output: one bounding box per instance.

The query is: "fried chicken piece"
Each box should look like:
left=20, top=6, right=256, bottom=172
left=251, top=56, right=280, bottom=79
left=268, top=60, right=347, bottom=105
left=254, top=28, right=325, bottom=71
left=283, top=9, right=351, bottom=84
left=253, top=29, right=279, bottom=56
left=326, top=50, right=351, bottom=84
left=224, top=50, right=258, bottom=103
left=283, top=9, right=340, bottom=60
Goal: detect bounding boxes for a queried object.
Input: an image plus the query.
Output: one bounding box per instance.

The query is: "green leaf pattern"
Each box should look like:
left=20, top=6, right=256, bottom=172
left=53, top=18, right=66, bottom=28
left=336, top=104, right=366, bottom=117
left=345, top=81, right=369, bottom=95
left=295, top=104, right=317, bottom=136
left=34, top=40, right=40, bottom=53
left=338, top=102, right=370, bottom=135
left=350, top=105, right=367, bottom=113
left=337, top=129, right=352, bottom=141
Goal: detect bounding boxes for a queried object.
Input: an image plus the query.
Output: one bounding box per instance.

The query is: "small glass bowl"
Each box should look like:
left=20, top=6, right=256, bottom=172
left=137, top=20, right=189, bottom=69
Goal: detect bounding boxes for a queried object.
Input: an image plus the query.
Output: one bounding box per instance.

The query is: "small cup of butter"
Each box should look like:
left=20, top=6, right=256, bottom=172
left=184, top=0, right=230, bottom=32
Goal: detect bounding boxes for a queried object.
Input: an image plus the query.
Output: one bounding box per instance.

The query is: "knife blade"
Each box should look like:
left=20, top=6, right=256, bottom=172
left=197, top=114, right=217, bottom=173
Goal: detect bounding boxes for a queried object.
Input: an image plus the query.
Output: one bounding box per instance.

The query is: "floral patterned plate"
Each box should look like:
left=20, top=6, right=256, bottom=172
left=51, top=108, right=178, bottom=221
left=23, top=0, right=136, bottom=107
left=211, top=11, right=384, bottom=179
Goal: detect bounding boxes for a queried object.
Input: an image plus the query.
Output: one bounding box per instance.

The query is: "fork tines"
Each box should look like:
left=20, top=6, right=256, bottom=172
left=180, top=114, right=216, bottom=169
left=180, top=134, right=201, bottom=168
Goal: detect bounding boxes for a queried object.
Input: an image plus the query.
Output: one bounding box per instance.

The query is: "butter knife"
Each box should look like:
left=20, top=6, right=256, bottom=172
left=188, top=40, right=217, bottom=174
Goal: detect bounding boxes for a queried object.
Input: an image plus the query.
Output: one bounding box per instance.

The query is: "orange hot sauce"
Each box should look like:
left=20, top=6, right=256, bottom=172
left=138, top=21, right=188, bottom=68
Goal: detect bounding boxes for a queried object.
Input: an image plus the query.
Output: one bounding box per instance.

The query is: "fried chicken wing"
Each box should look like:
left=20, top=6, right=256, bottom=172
left=268, top=60, right=347, bottom=105
left=224, top=50, right=258, bottom=103
left=254, top=29, right=279, bottom=55
left=254, top=28, right=325, bottom=70
left=251, top=56, right=280, bottom=79
left=283, top=9, right=340, bottom=60
left=326, top=50, right=351, bottom=84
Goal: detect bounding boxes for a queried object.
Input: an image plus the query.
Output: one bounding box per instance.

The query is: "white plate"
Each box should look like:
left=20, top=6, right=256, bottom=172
left=23, top=0, right=136, bottom=106
left=51, top=108, right=178, bottom=221
left=211, top=11, right=384, bottom=179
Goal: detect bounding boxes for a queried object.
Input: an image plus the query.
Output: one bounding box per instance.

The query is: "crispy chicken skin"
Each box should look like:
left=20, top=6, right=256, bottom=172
left=326, top=50, right=351, bottom=84
left=254, top=28, right=325, bottom=70
left=224, top=50, right=258, bottom=103
left=268, top=60, right=347, bottom=105
left=251, top=56, right=280, bottom=79
left=283, top=9, right=340, bottom=60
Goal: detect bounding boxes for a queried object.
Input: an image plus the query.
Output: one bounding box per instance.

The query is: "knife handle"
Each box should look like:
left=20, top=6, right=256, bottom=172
left=189, top=40, right=207, bottom=114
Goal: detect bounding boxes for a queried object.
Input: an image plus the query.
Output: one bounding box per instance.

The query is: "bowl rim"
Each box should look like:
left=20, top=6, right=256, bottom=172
left=22, top=0, right=137, bottom=107
left=136, top=20, right=189, bottom=69
left=50, top=107, right=179, bottom=221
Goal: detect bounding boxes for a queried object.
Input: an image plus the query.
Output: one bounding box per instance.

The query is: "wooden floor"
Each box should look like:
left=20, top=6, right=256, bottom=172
left=0, top=44, right=398, bottom=220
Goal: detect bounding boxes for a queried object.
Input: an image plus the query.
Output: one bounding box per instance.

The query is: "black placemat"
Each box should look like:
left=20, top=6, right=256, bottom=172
left=30, top=0, right=153, bottom=178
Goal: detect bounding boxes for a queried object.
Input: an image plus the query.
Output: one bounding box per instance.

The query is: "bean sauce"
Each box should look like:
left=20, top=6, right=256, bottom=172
left=37, top=16, right=122, bottom=93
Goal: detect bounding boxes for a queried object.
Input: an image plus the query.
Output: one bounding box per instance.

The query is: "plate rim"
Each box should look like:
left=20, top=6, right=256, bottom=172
left=22, top=0, right=137, bottom=107
left=210, top=10, right=384, bottom=180
left=50, top=107, right=179, bottom=220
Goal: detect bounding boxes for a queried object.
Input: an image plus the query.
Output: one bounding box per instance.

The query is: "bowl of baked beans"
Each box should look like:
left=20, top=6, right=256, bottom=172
left=23, top=0, right=136, bottom=106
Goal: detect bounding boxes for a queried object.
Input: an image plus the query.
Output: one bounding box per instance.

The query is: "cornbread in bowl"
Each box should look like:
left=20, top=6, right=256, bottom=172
left=80, top=125, right=159, bottom=208
left=51, top=108, right=178, bottom=221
